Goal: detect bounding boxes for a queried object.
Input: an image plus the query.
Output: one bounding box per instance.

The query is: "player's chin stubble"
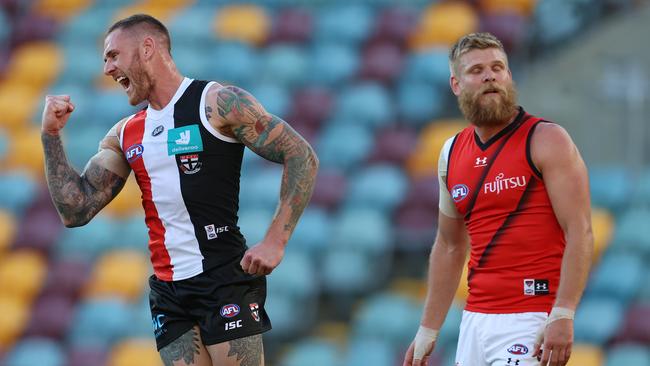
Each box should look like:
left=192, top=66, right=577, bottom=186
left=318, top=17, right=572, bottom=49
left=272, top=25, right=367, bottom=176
left=458, top=82, right=518, bottom=128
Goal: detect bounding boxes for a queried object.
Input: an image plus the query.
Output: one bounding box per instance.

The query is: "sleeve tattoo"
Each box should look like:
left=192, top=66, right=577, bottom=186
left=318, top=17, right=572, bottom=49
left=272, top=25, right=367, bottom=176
left=41, top=133, right=126, bottom=227
left=214, top=86, right=319, bottom=233
left=160, top=328, right=201, bottom=366
left=228, top=334, right=263, bottom=366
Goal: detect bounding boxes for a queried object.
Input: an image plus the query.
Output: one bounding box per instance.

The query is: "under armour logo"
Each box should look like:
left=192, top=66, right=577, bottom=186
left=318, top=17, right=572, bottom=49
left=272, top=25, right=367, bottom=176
left=475, top=157, right=487, bottom=167
left=507, top=358, right=520, bottom=365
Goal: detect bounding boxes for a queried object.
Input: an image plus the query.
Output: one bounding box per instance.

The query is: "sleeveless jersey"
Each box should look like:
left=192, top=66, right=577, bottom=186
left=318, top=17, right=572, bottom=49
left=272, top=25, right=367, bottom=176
left=120, top=78, right=246, bottom=281
left=445, top=107, right=566, bottom=313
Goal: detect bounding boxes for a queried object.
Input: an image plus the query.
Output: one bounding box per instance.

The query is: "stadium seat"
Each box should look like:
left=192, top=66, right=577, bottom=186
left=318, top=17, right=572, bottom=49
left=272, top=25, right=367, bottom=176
left=342, top=338, right=396, bottom=366
left=479, top=0, right=537, bottom=16
left=616, top=303, right=650, bottom=344
left=12, top=187, right=63, bottom=253
left=330, top=207, right=391, bottom=255
left=281, top=338, right=341, bottom=366
left=0, top=170, right=38, bottom=215
left=214, top=4, right=270, bottom=46
left=406, top=119, right=467, bottom=178
left=24, top=294, right=74, bottom=340
left=0, top=81, right=40, bottom=131
left=534, top=0, right=583, bottom=45
left=605, top=343, right=650, bottom=366
left=566, top=344, right=604, bottom=366
left=636, top=167, right=650, bottom=204
left=401, top=48, right=450, bottom=88
left=394, top=205, right=437, bottom=250
left=409, top=1, right=479, bottom=50
left=0, top=296, right=29, bottom=349
left=322, top=249, right=378, bottom=295
left=4, top=337, right=66, bottom=366
left=480, top=12, right=528, bottom=53
left=335, top=82, right=393, bottom=129
left=57, top=7, right=115, bottom=44
left=68, top=298, right=133, bottom=349
left=358, top=41, right=405, bottom=84
left=0, top=209, right=16, bottom=257
left=249, top=82, right=291, bottom=117
left=611, top=208, right=650, bottom=255
left=168, top=6, right=218, bottom=47
left=5, top=126, right=44, bottom=177
left=352, top=292, right=421, bottom=347
left=208, top=41, right=259, bottom=87
left=84, top=250, right=149, bottom=302
left=104, top=177, right=145, bottom=218
left=306, top=43, right=359, bottom=86
left=237, top=207, right=274, bottom=245
left=288, top=86, right=334, bottom=128
left=267, top=251, right=318, bottom=300
left=41, top=257, right=91, bottom=300
left=344, top=164, right=408, bottom=212
left=265, top=292, right=312, bottom=339
left=5, top=41, right=62, bottom=89
left=0, top=8, right=9, bottom=46
left=107, top=338, right=160, bottom=366
left=367, top=125, right=418, bottom=165
left=111, top=214, right=149, bottom=253
left=589, top=165, right=630, bottom=211
left=260, top=44, right=308, bottom=88
left=371, top=6, right=418, bottom=45
left=56, top=215, right=121, bottom=261
left=317, top=122, right=373, bottom=172
left=67, top=345, right=108, bottom=366
left=289, top=206, right=332, bottom=255
left=0, top=249, right=47, bottom=303
left=396, top=80, right=446, bottom=126
left=587, top=252, right=644, bottom=304
left=314, top=4, right=373, bottom=45
left=574, top=297, right=624, bottom=345
left=591, top=207, right=614, bottom=261
left=309, top=168, right=348, bottom=211
left=166, top=42, right=212, bottom=81
left=10, top=12, right=58, bottom=46
left=268, top=7, right=313, bottom=44
left=239, top=166, right=282, bottom=211
left=32, top=0, right=91, bottom=20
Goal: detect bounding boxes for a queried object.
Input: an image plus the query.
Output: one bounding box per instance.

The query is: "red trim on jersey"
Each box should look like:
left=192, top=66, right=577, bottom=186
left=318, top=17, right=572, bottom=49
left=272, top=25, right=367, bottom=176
left=122, top=110, right=173, bottom=281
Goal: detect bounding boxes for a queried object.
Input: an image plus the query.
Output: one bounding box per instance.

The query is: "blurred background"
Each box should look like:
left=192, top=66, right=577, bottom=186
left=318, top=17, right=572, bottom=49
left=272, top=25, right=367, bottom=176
left=0, top=0, right=649, bottom=365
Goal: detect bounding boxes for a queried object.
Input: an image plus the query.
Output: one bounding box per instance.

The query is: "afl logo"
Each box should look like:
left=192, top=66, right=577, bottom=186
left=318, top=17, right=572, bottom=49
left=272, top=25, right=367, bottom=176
left=125, top=144, right=144, bottom=163
left=507, top=344, right=528, bottom=355
left=220, top=304, right=240, bottom=318
left=451, top=184, right=469, bottom=202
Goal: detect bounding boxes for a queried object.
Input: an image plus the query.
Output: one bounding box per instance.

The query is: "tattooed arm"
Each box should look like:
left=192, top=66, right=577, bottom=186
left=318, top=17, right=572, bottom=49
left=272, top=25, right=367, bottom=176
left=204, top=85, right=319, bottom=275
left=41, top=95, right=131, bottom=227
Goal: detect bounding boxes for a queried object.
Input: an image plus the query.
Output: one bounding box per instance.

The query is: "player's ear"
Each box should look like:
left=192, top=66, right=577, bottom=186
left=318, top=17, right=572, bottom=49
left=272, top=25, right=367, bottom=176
left=142, top=36, right=155, bottom=61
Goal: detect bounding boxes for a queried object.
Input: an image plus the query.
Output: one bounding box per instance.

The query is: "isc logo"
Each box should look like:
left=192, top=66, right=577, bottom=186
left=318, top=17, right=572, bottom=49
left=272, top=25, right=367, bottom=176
left=126, top=144, right=144, bottom=163
left=225, top=320, right=242, bottom=330
left=220, top=304, right=240, bottom=318
left=507, top=344, right=529, bottom=355
left=451, top=184, right=469, bottom=202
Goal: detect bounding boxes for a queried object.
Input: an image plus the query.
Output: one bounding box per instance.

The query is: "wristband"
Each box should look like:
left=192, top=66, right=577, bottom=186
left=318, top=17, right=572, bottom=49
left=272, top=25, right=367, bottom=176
left=547, top=306, right=574, bottom=325
left=414, top=325, right=439, bottom=360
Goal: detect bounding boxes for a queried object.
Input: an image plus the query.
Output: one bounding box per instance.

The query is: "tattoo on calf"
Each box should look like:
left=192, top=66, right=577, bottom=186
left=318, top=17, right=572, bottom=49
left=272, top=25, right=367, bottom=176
left=160, top=328, right=201, bottom=366
left=227, top=334, right=263, bottom=366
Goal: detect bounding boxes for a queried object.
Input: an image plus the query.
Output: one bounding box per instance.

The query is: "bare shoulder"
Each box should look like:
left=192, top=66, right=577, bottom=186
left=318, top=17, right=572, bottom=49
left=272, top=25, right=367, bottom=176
left=531, top=122, right=580, bottom=171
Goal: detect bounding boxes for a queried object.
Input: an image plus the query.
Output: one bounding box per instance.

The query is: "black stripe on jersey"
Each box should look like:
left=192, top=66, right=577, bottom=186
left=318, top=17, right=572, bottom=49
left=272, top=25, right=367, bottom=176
left=526, top=120, right=548, bottom=180
left=473, top=107, right=526, bottom=151
left=173, top=80, right=247, bottom=272
left=464, top=113, right=532, bottom=222
left=467, top=176, right=537, bottom=283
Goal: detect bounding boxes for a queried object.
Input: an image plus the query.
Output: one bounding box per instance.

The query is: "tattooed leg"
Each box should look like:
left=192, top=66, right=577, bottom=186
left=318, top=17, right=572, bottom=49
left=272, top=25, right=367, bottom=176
left=206, top=334, right=264, bottom=366
left=159, top=326, right=212, bottom=366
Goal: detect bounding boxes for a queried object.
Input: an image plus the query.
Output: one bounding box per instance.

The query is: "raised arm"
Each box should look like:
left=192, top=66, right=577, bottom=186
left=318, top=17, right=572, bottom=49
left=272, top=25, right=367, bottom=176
left=41, top=95, right=131, bottom=227
left=204, top=85, right=319, bottom=275
left=530, top=122, right=593, bottom=365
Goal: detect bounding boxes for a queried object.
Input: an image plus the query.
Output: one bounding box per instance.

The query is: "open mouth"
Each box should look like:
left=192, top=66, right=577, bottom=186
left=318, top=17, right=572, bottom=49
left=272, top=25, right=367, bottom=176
left=116, top=76, right=131, bottom=90
left=482, top=88, right=501, bottom=95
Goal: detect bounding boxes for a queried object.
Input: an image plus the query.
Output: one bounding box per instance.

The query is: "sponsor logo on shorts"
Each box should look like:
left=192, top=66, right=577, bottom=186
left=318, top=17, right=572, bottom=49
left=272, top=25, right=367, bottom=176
left=152, top=125, right=165, bottom=137
left=225, top=320, right=243, bottom=331
left=220, top=304, right=240, bottom=318
left=152, top=314, right=166, bottom=338
left=451, top=184, right=470, bottom=202
left=523, top=279, right=549, bottom=296
left=507, top=344, right=528, bottom=355
left=249, top=303, right=260, bottom=322
left=126, top=144, right=144, bottom=163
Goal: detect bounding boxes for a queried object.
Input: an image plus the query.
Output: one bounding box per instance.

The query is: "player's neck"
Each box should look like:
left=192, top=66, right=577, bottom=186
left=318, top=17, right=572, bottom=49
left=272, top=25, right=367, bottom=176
left=473, top=109, right=519, bottom=144
left=147, top=68, right=184, bottom=111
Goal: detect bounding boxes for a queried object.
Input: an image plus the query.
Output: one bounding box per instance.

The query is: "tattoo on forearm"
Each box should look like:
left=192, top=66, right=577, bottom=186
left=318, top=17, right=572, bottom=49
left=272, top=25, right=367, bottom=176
left=216, top=86, right=318, bottom=234
left=42, top=133, right=125, bottom=226
left=160, top=328, right=201, bottom=366
left=227, top=334, right=263, bottom=366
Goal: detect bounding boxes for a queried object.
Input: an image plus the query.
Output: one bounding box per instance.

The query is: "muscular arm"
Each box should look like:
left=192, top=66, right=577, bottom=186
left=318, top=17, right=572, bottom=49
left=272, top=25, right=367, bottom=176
left=42, top=122, right=131, bottom=227
left=421, top=213, right=470, bottom=330
left=206, top=85, right=318, bottom=245
left=532, top=123, right=593, bottom=310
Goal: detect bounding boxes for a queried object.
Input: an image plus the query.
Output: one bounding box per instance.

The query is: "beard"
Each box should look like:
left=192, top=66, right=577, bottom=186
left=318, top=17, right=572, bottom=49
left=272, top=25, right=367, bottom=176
left=126, top=53, right=152, bottom=106
left=458, top=81, right=518, bottom=127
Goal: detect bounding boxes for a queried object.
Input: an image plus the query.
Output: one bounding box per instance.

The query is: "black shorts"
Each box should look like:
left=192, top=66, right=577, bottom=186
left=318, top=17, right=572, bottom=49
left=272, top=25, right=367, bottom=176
left=148, top=264, right=272, bottom=351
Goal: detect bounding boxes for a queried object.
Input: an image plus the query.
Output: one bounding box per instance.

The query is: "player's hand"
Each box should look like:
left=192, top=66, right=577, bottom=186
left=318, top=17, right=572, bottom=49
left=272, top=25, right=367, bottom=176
left=403, top=326, right=438, bottom=366
left=240, top=239, right=285, bottom=276
left=42, top=95, right=75, bottom=135
left=533, top=318, right=573, bottom=366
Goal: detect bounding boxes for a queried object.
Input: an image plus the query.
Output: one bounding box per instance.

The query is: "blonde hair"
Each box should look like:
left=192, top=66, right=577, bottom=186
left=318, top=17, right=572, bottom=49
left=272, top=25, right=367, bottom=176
left=449, top=32, right=506, bottom=76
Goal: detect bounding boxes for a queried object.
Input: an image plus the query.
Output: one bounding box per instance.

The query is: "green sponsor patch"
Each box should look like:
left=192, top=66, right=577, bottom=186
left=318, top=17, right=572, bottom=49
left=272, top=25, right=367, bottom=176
left=167, top=124, right=203, bottom=155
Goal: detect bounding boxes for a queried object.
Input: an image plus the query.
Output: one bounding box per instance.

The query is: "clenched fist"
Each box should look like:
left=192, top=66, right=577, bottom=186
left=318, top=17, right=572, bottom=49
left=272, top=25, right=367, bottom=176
left=41, top=95, right=75, bottom=135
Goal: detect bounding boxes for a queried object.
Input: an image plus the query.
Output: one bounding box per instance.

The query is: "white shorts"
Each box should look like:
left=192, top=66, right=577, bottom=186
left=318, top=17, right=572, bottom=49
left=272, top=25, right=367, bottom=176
left=455, top=310, right=547, bottom=366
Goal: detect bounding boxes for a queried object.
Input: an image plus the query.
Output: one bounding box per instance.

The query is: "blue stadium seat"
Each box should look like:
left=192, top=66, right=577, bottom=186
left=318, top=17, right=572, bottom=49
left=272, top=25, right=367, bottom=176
left=574, top=297, right=624, bottom=345
left=344, top=164, right=408, bottom=213
left=534, top=0, right=583, bottom=45
left=352, top=293, right=421, bottom=346
left=55, top=215, right=120, bottom=261
left=331, top=207, right=391, bottom=255
left=237, top=207, right=275, bottom=245
left=68, top=298, right=133, bottom=349
left=342, top=338, right=396, bottom=366
left=605, top=344, right=650, bottom=366
left=173, top=43, right=213, bottom=81
left=5, top=337, right=66, bottom=366
left=289, top=207, right=332, bottom=255
left=611, top=209, right=650, bottom=256
left=62, top=125, right=110, bottom=170
left=267, top=251, right=318, bottom=300
left=317, top=122, right=373, bottom=172
left=322, top=250, right=377, bottom=294
left=92, top=90, right=139, bottom=128
left=281, top=338, right=341, bottom=366
left=306, top=43, right=359, bottom=86
left=0, top=171, right=38, bottom=215
left=239, top=166, right=282, bottom=211
left=208, top=42, right=259, bottom=88
left=401, top=49, right=450, bottom=87
left=589, top=165, right=630, bottom=211
left=168, top=6, right=218, bottom=47
left=314, top=4, right=373, bottom=45
left=437, top=302, right=464, bottom=351
left=260, top=44, right=308, bottom=88
left=587, top=252, right=644, bottom=304
left=0, top=8, right=9, bottom=47
left=397, top=81, right=446, bottom=126
left=115, top=214, right=149, bottom=253
left=58, top=42, right=102, bottom=85
left=335, top=82, right=393, bottom=129
left=249, top=82, right=291, bottom=117
left=265, top=292, right=311, bottom=339
left=58, top=7, right=115, bottom=44
left=637, top=168, right=650, bottom=204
